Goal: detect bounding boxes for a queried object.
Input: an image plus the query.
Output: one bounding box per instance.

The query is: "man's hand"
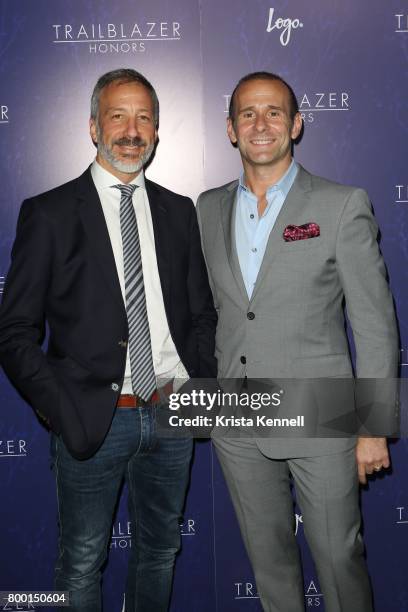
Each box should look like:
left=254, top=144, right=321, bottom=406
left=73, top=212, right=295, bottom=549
left=355, top=437, right=390, bottom=485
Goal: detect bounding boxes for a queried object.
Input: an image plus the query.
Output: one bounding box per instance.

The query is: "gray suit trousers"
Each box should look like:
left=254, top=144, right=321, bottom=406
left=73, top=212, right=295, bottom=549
left=213, top=437, right=372, bottom=612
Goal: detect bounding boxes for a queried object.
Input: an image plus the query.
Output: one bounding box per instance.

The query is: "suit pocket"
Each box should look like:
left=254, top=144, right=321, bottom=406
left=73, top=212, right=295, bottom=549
left=281, top=236, right=322, bottom=252
left=292, top=354, right=352, bottom=377
left=47, top=355, right=91, bottom=376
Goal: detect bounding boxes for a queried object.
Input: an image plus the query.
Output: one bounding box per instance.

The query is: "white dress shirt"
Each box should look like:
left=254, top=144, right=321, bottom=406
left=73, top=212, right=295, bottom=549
left=91, top=160, right=188, bottom=394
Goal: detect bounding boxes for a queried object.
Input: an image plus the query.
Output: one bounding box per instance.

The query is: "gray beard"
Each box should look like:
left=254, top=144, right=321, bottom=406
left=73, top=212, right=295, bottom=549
left=96, top=125, right=154, bottom=174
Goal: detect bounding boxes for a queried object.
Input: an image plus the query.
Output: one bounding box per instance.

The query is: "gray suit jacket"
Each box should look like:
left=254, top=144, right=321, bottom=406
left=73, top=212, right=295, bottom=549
left=197, top=165, right=398, bottom=458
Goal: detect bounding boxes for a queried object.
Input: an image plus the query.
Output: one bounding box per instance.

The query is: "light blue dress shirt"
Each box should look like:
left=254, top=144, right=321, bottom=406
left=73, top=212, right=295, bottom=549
left=235, top=160, right=299, bottom=298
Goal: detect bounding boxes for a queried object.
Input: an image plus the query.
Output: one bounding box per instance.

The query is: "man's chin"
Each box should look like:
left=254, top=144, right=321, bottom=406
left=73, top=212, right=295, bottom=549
left=116, top=154, right=142, bottom=167
left=106, top=155, right=143, bottom=174
left=114, top=161, right=143, bottom=174
left=97, top=142, right=154, bottom=175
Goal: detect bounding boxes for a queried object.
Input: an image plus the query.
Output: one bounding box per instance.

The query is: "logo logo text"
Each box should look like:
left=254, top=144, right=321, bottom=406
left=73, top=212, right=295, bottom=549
left=395, top=14, right=408, bottom=32
left=395, top=185, right=408, bottom=204
left=266, top=8, right=303, bottom=46
left=0, top=440, right=27, bottom=456
left=1, top=106, right=8, bottom=122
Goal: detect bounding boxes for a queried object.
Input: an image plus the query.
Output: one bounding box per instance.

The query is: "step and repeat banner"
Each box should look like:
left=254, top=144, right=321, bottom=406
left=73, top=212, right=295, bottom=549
left=1, top=1, right=407, bottom=611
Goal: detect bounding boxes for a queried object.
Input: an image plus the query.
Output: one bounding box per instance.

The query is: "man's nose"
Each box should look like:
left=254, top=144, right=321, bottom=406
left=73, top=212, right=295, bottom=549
left=124, top=117, right=140, bottom=137
left=254, top=114, right=267, bottom=131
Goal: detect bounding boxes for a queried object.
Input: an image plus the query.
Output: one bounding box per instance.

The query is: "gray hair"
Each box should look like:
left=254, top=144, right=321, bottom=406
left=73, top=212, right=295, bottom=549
left=90, top=68, right=159, bottom=127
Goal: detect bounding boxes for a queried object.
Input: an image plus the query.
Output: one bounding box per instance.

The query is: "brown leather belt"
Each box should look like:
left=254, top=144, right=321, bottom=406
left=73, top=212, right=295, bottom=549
left=116, top=380, right=173, bottom=408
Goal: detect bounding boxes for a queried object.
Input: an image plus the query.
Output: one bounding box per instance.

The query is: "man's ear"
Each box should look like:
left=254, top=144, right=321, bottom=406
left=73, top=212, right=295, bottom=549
left=227, top=117, right=237, bottom=145
left=291, top=112, right=303, bottom=141
left=89, top=118, right=98, bottom=145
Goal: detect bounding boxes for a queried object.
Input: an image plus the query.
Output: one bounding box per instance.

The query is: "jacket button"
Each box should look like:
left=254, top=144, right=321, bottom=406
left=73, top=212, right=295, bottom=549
left=247, top=312, right=255, bottom=320
left=118, top=340, right=127, bottom=348
left=240, top=356, right=246, bottom=364
left=111, top=383, right=120, bottom=392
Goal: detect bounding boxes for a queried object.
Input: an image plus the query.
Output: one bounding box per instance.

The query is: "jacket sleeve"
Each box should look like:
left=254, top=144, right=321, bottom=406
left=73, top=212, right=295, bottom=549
left=335, top=188, right=398, bottom=376
left=335, top=188, right=399, bottom=434
left=0, top=198, right=60, bottom=428
left=186, top=201, right=218, bottom=378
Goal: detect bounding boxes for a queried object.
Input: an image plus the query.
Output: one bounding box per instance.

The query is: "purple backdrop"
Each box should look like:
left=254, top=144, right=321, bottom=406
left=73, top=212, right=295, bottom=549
left=1, top=1, right=407, bottom=610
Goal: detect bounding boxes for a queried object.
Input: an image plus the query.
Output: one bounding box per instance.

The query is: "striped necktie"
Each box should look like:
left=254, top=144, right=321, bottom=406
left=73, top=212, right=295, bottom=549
left=112, top=183, right=156, bottom=401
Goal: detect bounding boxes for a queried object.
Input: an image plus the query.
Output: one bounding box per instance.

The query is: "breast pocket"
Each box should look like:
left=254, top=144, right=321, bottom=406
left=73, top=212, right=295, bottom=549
left=281, top=236, right=322, bottom=252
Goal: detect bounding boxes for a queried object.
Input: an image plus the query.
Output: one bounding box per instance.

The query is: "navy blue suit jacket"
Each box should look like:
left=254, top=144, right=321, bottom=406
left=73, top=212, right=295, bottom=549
left=0, top=167, right=217, bottom=459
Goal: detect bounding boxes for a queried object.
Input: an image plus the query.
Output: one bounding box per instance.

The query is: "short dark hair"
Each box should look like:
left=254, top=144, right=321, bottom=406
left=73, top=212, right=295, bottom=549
left=229, top=71, right=299, bottom=123
left=90, top=68, right=159, bottom=127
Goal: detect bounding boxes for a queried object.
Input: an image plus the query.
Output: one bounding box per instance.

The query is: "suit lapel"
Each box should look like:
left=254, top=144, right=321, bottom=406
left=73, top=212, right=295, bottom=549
left=250, top=165, right=313, bottom=303
left=144, top=179, right=171, bottom=313
left=220, top=183, right=249, bottom=304
left=76, top=168, right=125, bottom=310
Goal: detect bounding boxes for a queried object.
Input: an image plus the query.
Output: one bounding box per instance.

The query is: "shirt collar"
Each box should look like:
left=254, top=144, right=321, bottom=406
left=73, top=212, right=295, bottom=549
left=239, top=159, right=298, bottom=200
left=91, top=159, right=146, bottom=191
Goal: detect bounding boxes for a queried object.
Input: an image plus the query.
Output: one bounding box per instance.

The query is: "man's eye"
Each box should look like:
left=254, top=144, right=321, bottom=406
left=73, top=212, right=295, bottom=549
left=139, top=115, right=151, bottom=122
left=242, top=112, right=254, bottom=119
left=268, top=111, right=279, bottom=118
left=112, top=114, right=123, bottom=120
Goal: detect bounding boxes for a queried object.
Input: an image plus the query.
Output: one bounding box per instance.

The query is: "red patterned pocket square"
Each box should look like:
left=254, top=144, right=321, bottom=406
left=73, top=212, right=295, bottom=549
left=283, top=222, right=320, bottom=242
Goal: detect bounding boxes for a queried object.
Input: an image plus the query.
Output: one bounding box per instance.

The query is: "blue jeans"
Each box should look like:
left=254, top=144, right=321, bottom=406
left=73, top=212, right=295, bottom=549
left=51, top=406, right=193, bottom=612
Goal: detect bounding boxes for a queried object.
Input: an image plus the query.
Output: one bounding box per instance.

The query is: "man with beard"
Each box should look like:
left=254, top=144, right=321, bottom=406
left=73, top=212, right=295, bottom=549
left=0, top=69, right=217, bottom=611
